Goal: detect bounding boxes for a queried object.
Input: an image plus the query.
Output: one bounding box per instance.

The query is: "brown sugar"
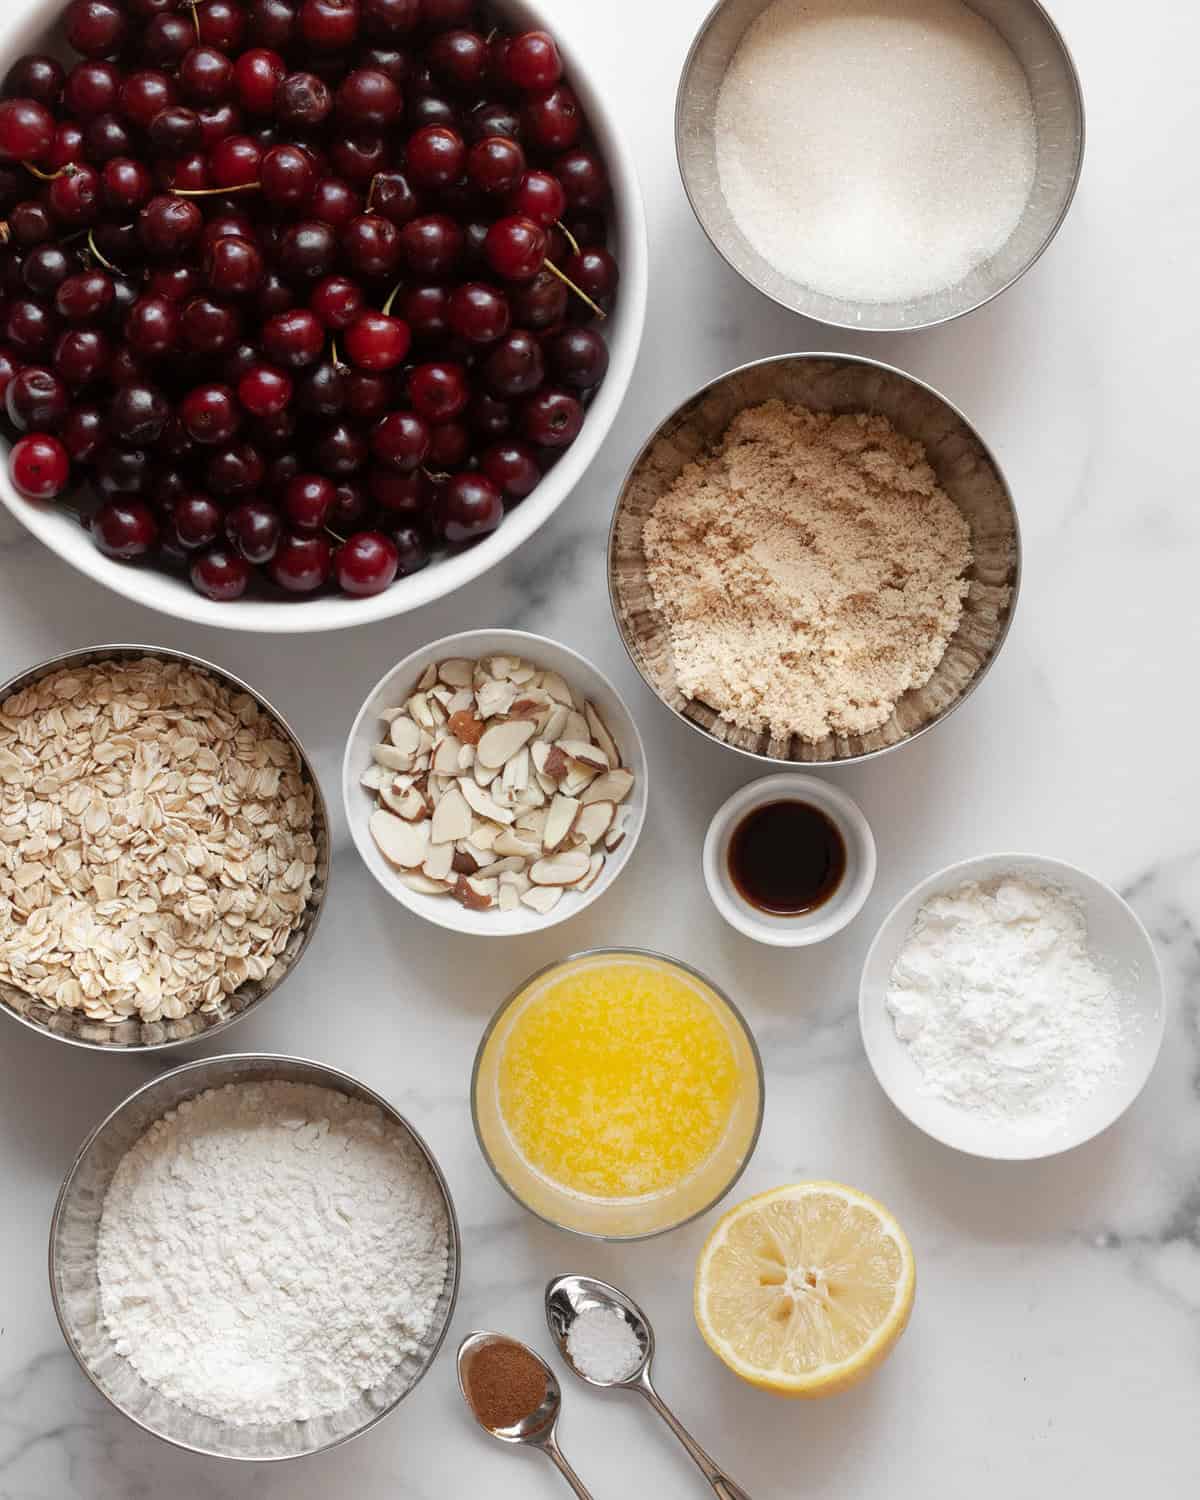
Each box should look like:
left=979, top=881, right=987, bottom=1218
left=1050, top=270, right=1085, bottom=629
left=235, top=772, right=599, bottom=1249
left=464, top=1337, right=549, bottom=1431
left=641, top=400, right=972, bottom=743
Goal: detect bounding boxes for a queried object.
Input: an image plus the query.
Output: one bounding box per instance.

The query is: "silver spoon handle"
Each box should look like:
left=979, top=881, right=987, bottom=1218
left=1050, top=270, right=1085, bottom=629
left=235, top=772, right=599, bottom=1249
left=640, top=1381, right=753, bottom=1500
left=541, top=1433, right=596, bottom=1500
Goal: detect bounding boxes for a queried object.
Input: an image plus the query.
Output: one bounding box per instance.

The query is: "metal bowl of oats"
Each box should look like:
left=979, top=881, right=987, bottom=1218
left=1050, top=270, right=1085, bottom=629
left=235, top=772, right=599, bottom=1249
left=0, top=646, right=329, bottom=1052
left=608, top=352, right=1021, bottom=766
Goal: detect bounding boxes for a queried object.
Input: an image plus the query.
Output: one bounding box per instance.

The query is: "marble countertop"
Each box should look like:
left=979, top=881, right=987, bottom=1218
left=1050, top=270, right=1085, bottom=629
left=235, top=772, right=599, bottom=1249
left=2, top=0, right=1198, bottom=1494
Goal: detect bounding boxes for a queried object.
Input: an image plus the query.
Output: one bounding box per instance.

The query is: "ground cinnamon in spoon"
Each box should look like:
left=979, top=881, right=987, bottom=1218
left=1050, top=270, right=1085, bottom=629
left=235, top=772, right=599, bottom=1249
left=465, top=1338, right=549, bottom=1431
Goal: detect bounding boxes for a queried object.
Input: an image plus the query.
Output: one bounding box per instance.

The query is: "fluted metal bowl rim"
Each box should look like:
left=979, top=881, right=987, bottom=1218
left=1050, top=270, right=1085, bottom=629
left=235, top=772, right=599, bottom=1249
left=48, top=1051, right=463, bottom=1462
left=607, top=350, right=1023, bottom=767
left=0, top=643, right=330, bottom=1053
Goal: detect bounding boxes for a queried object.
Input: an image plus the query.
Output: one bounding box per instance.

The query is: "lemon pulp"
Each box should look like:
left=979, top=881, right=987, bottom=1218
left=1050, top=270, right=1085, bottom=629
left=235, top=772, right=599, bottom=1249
left=496, top=957, right=741, bottom=1200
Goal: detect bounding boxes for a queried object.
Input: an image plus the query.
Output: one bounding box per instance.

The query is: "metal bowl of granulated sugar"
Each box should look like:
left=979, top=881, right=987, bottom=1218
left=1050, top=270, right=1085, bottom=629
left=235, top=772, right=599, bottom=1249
left=0, top=644, right=330, bottom=1053
left=608, top=352, right=1020, bottom=766
left=49, top=1053, right=462, bottom=1461
left=676, top=0, right=1085, bottom=332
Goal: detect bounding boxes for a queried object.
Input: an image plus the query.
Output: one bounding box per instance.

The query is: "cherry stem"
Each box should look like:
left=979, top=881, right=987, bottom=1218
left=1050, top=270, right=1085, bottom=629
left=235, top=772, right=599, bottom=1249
left=381, top=280, right=402, bottom=317
left=170, top=181, right=261, bottom=196
left=330, top=335, right=346, bottom=372
left=325, top=526, right=348, bottom=544
left=86, top=227, right=122, bottom=274
left=422, top=466, right=450, bottom=483
left=544, top=258, right=606, bottom=320
left=23, top=159, right=74, bottom=182
left=186, top=0, right=201, bottom=41
left=365, top=173, right=379, bottom=211
left=556, top=219, right=580, bottom=257
left=0, top=221, right=9, bottom=246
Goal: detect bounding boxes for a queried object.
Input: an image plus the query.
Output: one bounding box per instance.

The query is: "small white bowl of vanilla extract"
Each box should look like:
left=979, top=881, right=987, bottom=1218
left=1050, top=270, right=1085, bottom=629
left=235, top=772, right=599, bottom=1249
left=702, top=775, right=876, bottom=947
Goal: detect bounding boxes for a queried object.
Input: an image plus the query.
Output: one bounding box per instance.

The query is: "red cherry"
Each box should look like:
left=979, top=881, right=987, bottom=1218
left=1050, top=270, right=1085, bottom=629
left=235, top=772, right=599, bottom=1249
left=191, top=545, right=252, bottom=600
left=335, top=529, right=398, bottom=595
left=484, top=214, right=547, bottom=282
left=10, top=433, right=69, bottom=499
left=237, top=363, right=292, bottom=416
left=343, top=311, right=410, bottom=371
left=270, top=530, right=332, bottom=591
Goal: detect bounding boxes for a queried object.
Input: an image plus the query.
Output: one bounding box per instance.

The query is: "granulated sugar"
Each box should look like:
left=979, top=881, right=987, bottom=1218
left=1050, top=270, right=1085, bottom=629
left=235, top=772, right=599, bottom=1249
left=642, top=400, right=971, bottom=743
left=715, top=0, right=1037, bottom=304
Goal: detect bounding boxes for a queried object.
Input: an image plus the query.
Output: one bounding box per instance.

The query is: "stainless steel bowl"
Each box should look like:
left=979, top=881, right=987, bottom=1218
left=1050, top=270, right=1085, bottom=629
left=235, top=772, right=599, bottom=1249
left=0, top=645, right=330, bottom=1052
left=676, top=0, right=1085, bottom=332
left=49, top=1053, right=462, bottom=1462
left=609, top=352, right=1021, bottom=765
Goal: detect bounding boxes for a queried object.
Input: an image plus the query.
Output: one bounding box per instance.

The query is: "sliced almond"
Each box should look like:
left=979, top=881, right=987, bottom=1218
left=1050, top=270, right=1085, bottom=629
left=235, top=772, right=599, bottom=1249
left=576, top=852, right=605, bottom=892
left=437, top=658, right=474, bottom=688
left=447, top=688, right=475, bottom=714
left=514, top=806, right=550, bottom=839
left=521, top=885, right=563, bottom=915
left=401, top=871, right=448, bottom=896
left=476, top=678, right=517, bottom=718
left=509, top=662, right=536, bottom=685
left=498, top=868, right=532, bottom=894
left=477, top=718, right=536, bottom=769
left=373, top=743, right=414, bottom=772
left=452, top=874, right=494, bottom=911
left=430, top=785, right=472, bottom=844
left=508, top=695, right=545, bottom=720
left=557, top=737, right=610, bottom=771
left=493, top=828, right=541, bottom=860
left=541, top=704, right=569, bottom=743
left=360, top=763, right=389, bottom=791
left=432, top=736, right=462, bottom=775
left=515, top=779, right=545, bottom=809
left=451, top=848, right=478, bottom=875
left=503, top=745, right=530, bottom=792
left=407, top=693, right=437, bottom=731
left=387, top=716, right=421, bottom=755
left=543, top=794, right=580, bottom=853
left=461, top=839, right=498, bottom=868
left=574, top=800, right=615, bottom=846
left=416, top=663, right=438, bottom=692
left=461, top=778, right=515, bottom=824
left=485, top=855, right=526, bottom=877
left=541, top=670, right=574, bottom=706
left=580, top=769, right=634, bottom=806
left=529, top=849, right=591, bottom=887
left=489, top=654, right=518, bottom=680
left=563, top=709, right=590, bottom=742
left=561, top=763, right=598, bottom=796
left=584, top=702, right=620, bottom=765
left=542, top=744, right=570, bottom=780
left=604, top=827, right=626, bottom=853
left=469, top=820, right=500, bottom=852
left=499, top=883, right=519, bottom=912
left=473, top=758, right=500, bottom=787
left=381, top=783, right=427, bottom=821
left=448, top=709, right=485, bottom=745
left=369, top=808, right=429, bottom=869
left=422, top=842, right=454, bottom=882
left=458, top=742, right=476, bottom=771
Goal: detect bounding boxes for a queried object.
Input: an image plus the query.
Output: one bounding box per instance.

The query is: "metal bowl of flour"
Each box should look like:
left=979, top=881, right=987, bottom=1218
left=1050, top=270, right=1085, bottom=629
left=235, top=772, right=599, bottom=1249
left=49, top=1053, right=462, bottom=1462
left=608, top=352, right=1021, bottom=766
left=676, top=0, right=1085, bottom=331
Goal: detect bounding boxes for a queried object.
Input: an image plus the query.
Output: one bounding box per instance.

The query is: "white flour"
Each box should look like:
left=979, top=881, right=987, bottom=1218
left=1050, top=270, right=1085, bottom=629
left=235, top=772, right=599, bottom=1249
left=97, top=1081, right=449, bottom=1426
left=886, top=878, right=1124, bottom=1127
left=715, top=0, right=1037, bottom=304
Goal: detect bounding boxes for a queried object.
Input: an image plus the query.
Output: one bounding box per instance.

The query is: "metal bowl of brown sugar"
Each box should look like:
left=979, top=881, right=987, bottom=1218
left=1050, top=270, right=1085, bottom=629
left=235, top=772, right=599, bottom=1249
left=608, top=352, right=1021, bottom=767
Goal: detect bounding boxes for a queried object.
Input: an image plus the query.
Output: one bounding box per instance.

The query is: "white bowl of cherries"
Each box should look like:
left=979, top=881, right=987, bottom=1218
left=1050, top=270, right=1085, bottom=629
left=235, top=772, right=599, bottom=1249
left=0, top=0, right=647, bottom=630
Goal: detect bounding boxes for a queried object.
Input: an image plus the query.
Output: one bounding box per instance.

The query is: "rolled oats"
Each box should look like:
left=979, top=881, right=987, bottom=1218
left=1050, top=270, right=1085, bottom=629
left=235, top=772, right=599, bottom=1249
left=0, top=659, right=317, bottom=1025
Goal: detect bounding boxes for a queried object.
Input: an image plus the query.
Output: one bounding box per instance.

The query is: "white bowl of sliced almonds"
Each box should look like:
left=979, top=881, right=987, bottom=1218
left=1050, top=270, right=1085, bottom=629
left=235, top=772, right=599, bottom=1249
left=343, top=631, right=647, bottom=935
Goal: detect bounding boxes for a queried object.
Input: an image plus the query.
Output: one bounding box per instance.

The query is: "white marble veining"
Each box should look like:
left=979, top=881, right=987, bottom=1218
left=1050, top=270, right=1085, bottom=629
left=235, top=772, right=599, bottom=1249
left=1, top=0, right=1199, bottom=1494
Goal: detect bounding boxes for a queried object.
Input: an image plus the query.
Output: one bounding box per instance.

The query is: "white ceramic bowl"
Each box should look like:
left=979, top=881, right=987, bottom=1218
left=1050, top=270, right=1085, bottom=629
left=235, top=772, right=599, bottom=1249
left=343, top=629, right=647, bottom=936
left=0, top=0, right=648, bottom=633
left=859, top=853, right=1166, bottom=1161
left=702, top=774, right=876, bottom=946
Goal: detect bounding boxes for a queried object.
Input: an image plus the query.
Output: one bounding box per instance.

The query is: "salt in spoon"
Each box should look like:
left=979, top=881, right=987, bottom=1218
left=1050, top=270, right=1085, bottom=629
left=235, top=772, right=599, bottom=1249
left=545, top=1274, right=753, bottom=1500
left=457, top=1331, right=596, bottom=1500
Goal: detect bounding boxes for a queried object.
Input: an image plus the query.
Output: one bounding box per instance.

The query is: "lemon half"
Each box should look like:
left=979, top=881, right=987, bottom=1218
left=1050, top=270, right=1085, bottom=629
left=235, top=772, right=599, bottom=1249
left=694, top=1181, right=915, bottom=1398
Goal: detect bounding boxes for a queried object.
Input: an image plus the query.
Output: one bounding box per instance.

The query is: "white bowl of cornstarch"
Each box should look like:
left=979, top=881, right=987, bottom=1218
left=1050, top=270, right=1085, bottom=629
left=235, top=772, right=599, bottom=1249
left=677, top=0, right=1085, bottom=330
left=49, top=1054, right=461, bottom=1461
left=859, top=854, right=1166, bottom=1160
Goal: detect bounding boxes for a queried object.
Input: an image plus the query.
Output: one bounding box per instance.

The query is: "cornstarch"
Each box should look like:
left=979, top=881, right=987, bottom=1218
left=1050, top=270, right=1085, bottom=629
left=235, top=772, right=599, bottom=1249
left=715, top=0, right=1038, bottom=304
left=97, top=1081, right=449, bottom=1425
left=886, top=878, right=1125, bottom=1128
